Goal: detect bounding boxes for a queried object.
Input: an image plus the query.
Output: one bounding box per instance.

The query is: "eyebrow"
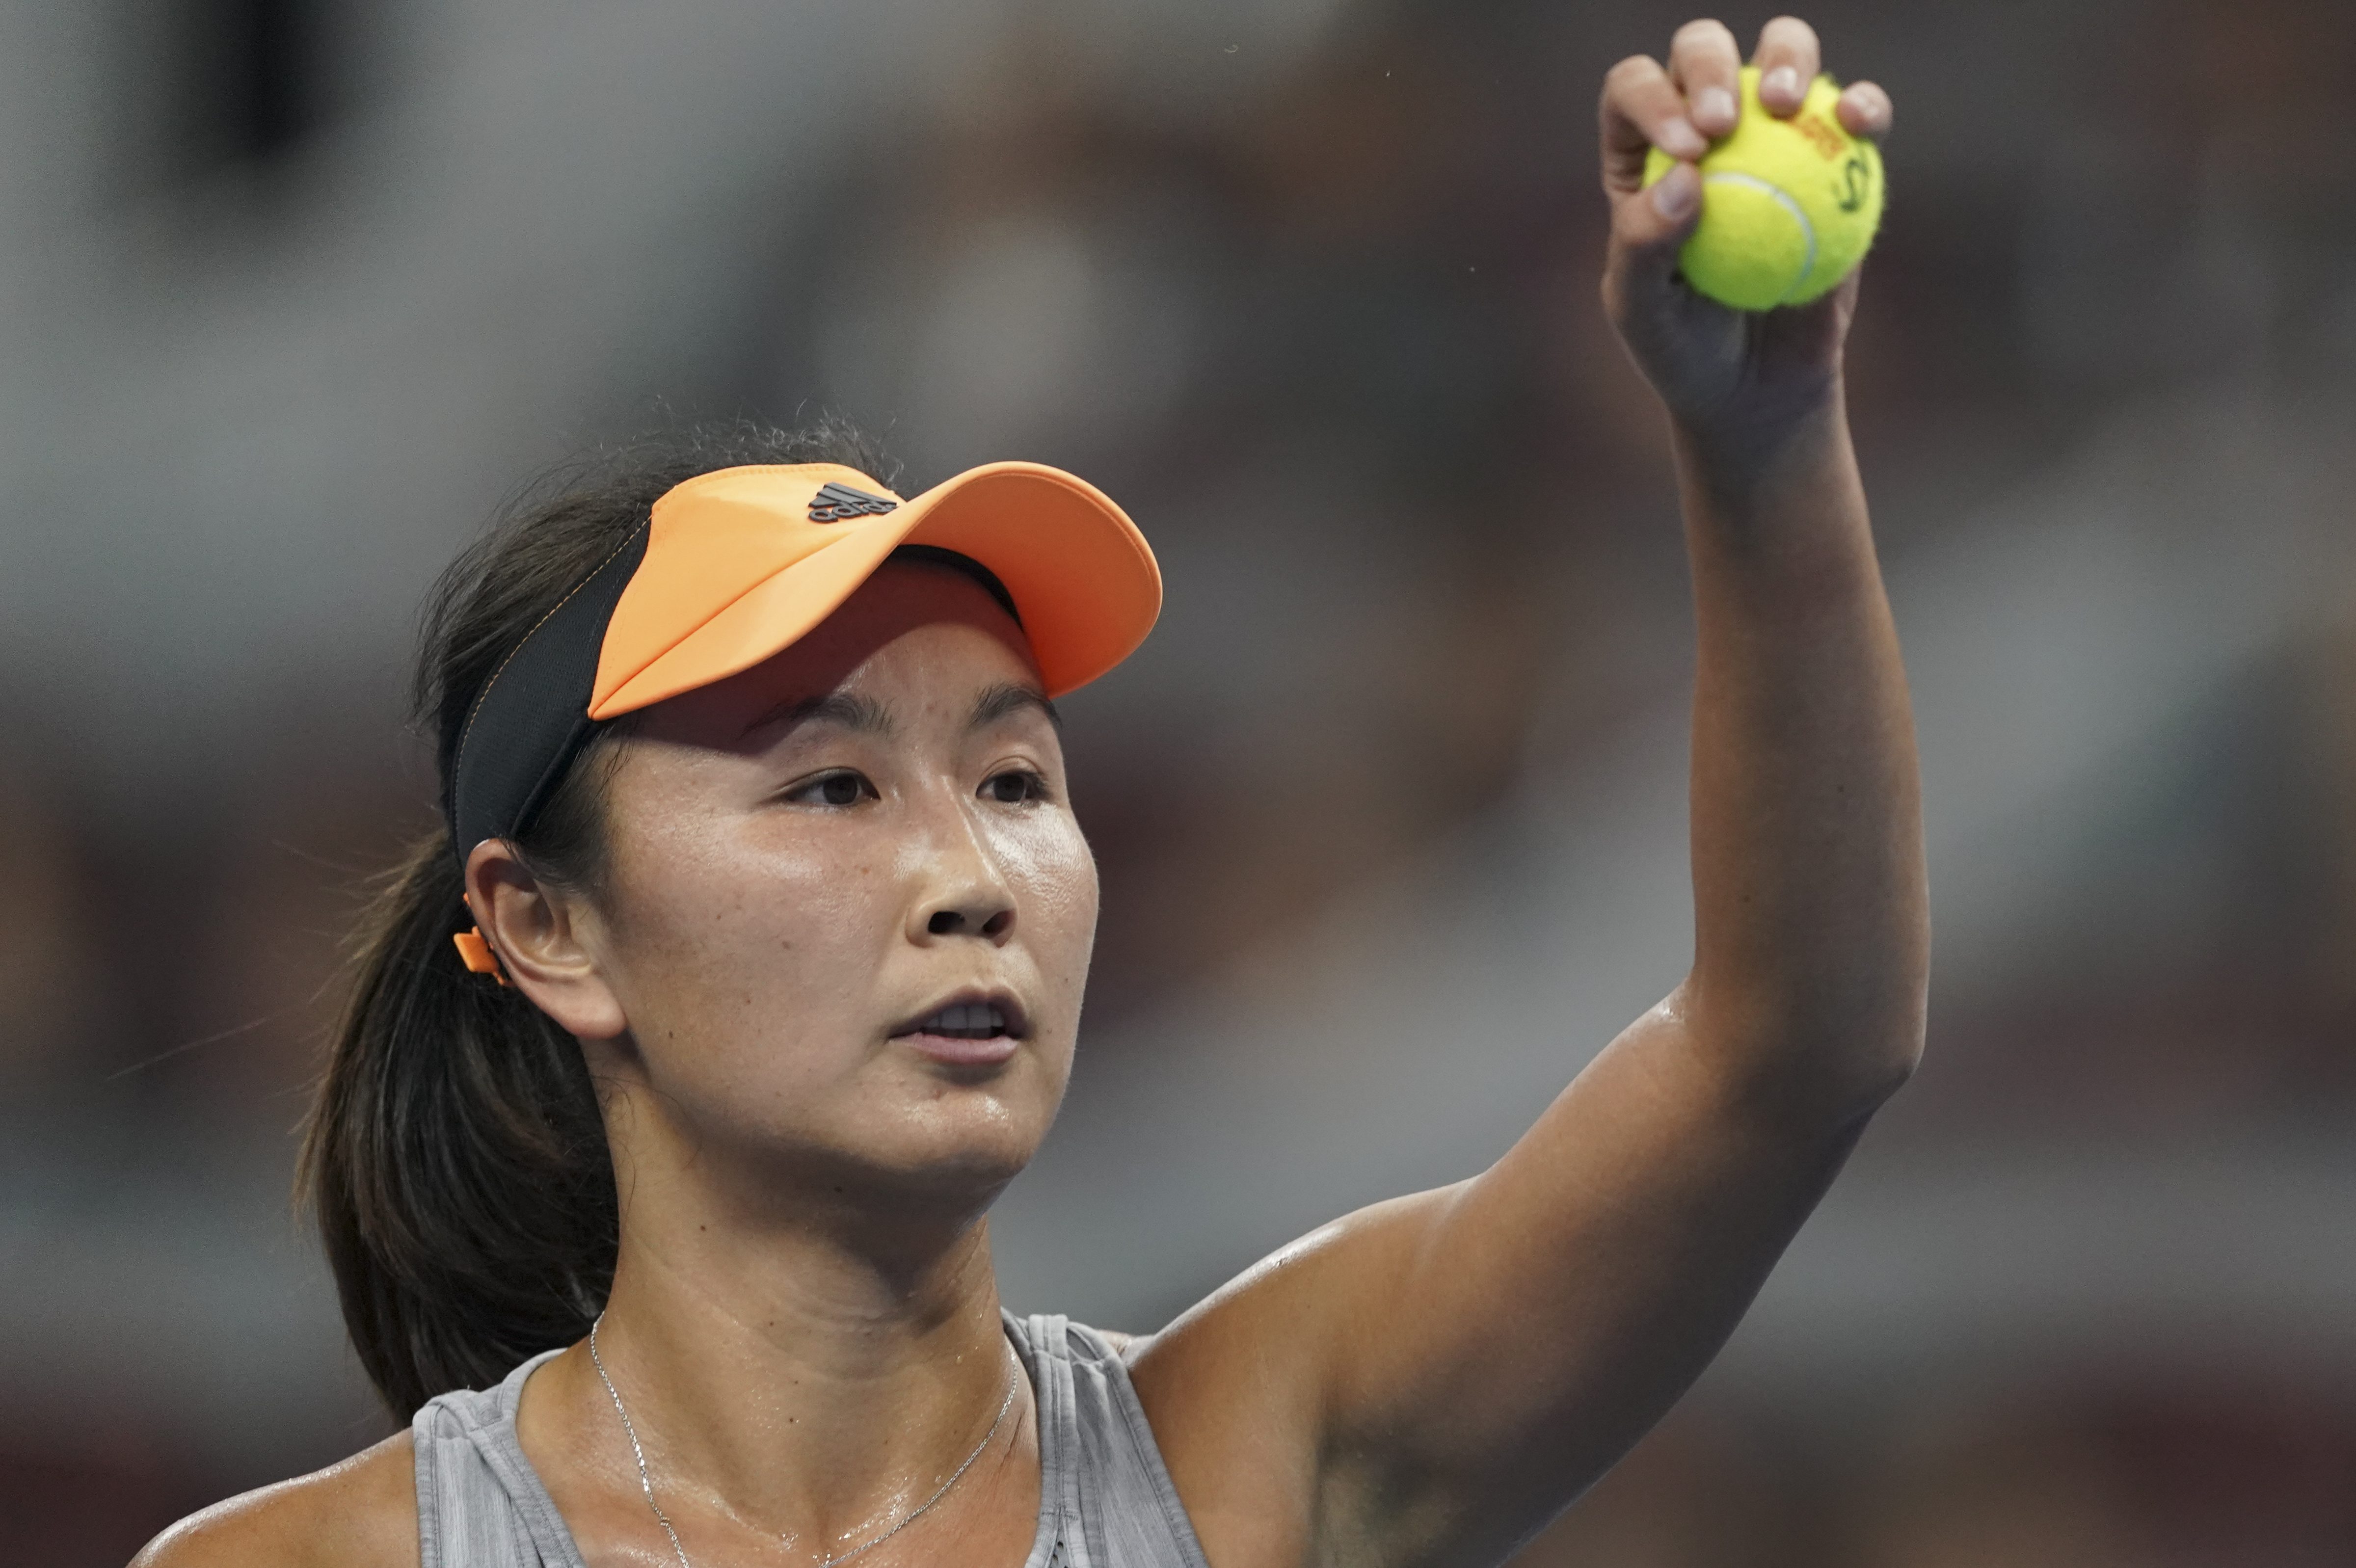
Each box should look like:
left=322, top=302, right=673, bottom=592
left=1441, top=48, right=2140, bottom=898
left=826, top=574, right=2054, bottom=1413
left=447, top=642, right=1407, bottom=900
left=972, top=682, right=1061, bottom=731
left=743, top=691, right=894, bottom=740
left=742, top=683, right=1058, bottom=742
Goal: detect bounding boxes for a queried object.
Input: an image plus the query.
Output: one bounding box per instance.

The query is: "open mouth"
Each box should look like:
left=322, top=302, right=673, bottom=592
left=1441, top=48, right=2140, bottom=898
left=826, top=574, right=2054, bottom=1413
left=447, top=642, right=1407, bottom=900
left=910, top=1000, right=1015, bottom=1038
left=891, top=990, right=1031, bottom=1045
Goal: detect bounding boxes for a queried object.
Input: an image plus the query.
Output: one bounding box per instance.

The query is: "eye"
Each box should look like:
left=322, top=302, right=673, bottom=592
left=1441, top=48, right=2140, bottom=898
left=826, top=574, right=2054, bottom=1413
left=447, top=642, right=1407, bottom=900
left=982, top=768, right=1049, bottom=804
left=786, top=770, right=875, bottom=807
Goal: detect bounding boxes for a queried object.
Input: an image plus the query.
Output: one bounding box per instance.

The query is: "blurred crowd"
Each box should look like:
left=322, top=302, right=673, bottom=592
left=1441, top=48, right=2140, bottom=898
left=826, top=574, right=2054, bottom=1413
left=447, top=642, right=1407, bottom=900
left=2, top=0, right=2352, bottom=1562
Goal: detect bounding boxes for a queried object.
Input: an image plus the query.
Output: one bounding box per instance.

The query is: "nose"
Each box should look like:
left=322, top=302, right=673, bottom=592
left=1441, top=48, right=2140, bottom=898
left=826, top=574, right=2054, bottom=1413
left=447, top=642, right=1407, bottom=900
left=923, top=900, right=1013, bottom=939
left=907, top=802, right=1017, bottom=945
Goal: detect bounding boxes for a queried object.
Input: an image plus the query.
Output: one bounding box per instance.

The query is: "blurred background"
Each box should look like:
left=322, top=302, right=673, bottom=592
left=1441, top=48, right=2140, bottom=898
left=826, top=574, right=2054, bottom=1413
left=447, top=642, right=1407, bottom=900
left=2, top=0, right=2352, bottom=1561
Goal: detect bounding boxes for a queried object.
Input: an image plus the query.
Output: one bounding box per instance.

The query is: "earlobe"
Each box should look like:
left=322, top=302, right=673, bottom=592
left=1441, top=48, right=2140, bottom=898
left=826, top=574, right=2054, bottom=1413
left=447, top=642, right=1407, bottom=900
left=462, top=841, right=629, bottom=1040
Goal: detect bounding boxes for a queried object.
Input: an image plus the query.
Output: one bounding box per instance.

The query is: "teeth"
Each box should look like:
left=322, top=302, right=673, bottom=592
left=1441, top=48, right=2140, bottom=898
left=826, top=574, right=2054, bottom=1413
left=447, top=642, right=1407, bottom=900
left=919, top=1001, right=1008, bottom=1037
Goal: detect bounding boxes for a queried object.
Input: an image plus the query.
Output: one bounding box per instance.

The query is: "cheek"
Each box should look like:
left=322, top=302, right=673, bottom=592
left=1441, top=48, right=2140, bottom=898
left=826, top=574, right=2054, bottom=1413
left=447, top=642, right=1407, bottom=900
left=605, top=810, right=899, bottom=1038
left=999, top=813, right=1099, bottom=968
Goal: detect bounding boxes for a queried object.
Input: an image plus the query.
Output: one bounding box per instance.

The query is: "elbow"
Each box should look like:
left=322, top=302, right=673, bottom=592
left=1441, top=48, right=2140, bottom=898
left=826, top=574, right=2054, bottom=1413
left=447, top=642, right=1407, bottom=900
left=1686, top=971, right=1928, bottom=1129
left=1754, top=1021, right=1923, bottom=1135
left=1847, top=1017, right=1925, bottom=1112
left=1784, top=1013, right=1923, bottom=1128
left=1835, top=977, right=1930, bottom=1108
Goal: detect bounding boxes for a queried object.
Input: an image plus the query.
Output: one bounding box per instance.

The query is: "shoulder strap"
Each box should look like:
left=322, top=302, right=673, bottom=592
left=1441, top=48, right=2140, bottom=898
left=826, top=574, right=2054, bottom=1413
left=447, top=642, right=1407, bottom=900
left=1007, top=1311, right=1083, bottom=1566
left=410, top=1352, right=580, bottom=1568
left=1021, top=1315, right=1213, bottom=1568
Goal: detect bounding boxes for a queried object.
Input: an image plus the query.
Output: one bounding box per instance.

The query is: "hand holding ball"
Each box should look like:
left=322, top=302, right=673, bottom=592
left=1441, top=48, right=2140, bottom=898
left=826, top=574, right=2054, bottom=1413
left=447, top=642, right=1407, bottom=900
left=1642, top=66, right=1884, bottom=311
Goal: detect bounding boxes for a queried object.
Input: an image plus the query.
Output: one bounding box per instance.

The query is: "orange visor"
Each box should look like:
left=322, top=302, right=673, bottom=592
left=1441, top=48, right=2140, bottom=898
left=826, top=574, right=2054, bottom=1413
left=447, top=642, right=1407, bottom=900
left=591, top=460, right=1159, bottom=719
left=443, top=460, right=1160, bottom=880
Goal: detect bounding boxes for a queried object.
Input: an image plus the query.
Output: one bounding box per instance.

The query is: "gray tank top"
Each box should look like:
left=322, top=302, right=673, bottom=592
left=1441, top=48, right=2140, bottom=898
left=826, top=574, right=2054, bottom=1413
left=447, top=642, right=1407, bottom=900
left=411, top=1312, right=1212, bottom=1568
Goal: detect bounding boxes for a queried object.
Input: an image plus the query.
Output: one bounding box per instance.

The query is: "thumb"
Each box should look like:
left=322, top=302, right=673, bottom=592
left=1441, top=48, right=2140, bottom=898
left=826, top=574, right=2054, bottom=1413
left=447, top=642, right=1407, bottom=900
left=1608, top=161, right=1702, bottom=304
left=1601, top=159, right=1738, bottom=416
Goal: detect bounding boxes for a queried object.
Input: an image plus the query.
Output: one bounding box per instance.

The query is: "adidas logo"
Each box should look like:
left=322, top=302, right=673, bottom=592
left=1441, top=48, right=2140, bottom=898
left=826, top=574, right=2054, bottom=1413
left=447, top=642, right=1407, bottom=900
left=808, top=482, right=900, bottom=523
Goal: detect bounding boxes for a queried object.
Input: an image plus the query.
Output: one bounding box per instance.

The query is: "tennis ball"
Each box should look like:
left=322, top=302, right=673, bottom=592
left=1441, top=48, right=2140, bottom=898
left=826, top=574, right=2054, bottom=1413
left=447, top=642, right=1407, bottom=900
left=1641, top=65, right=1884, bottom=312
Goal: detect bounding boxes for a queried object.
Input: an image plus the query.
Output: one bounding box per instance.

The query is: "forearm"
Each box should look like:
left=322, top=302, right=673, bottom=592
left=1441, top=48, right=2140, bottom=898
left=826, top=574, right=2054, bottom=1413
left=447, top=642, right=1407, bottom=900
left=1674, top=391, right=1928, bottom=1116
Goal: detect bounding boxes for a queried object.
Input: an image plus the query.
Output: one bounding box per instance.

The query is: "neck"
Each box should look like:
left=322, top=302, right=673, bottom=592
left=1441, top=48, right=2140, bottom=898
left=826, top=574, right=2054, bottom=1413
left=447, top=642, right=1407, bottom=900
left=519, top=1138, right=1029, bottom=1557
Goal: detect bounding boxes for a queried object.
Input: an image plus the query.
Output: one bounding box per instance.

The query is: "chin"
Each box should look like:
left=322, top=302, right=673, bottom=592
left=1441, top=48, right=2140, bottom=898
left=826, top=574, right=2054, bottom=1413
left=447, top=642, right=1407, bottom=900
left=868, top=1103, right=1051, bottom=1204
left=745, top=1080, right=1057, bottom=1213
left=867, top=1040, right=1068, bottom=1179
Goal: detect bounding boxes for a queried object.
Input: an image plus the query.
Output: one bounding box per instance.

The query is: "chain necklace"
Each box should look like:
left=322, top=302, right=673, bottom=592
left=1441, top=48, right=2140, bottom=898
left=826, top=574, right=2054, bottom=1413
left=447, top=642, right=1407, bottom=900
left=588, top=1313, right=1019, bottom=1568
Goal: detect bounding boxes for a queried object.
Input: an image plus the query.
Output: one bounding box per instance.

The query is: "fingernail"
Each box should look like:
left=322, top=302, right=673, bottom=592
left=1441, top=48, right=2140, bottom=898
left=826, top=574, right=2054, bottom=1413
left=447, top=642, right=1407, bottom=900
left=1652, top=165, right=1698, bottom=220
left=1764, top=65, right=1800, bottom=103
left=1660, top=117, right=1707, bottom=159
left=1695, top=86, right=1735, bottom=128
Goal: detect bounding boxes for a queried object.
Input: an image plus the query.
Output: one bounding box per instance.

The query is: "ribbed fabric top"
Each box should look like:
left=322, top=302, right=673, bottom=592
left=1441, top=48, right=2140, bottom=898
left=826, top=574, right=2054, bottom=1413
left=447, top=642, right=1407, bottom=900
left=411, top=1312, right=1213, bottom=1568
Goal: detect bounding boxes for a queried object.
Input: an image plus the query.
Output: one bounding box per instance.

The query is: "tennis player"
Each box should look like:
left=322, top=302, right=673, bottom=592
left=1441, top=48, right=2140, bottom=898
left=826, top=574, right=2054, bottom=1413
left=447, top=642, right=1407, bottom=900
left=138, top=16, right=1916, bottom=1568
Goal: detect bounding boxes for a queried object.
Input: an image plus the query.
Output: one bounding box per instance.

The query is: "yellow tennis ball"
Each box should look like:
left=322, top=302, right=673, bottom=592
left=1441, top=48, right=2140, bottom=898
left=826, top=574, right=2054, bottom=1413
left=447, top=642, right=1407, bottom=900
left=1642, top=65, right=1885, bottom=312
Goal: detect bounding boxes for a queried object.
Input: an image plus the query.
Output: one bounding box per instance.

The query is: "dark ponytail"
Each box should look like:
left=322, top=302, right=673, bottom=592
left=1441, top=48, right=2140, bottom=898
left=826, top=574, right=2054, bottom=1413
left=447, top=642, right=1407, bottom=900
left=301, top=418, right=899, bottom=1418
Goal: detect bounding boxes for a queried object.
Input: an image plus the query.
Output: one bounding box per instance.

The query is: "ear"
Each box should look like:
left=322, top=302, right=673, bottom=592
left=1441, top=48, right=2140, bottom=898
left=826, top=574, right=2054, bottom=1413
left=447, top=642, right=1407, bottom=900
left=463, top=838, right=628, bottom=1041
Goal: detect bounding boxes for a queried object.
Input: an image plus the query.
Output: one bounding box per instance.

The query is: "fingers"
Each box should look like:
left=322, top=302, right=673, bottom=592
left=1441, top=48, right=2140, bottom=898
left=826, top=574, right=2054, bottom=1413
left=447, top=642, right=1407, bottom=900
left=1601, top=19, right=1892, bottom=202
left=1623, top=161, right=1702, bottom=249
left=1605, top=157, right=1702, bottom=323
left=1598, top=34, right=1715, bottom=301
left=1753, top=15, right=1822, bottom=116
left=1667, top=19, right=1743, bottom=139
left=1837, top=80, right=1893, bottom=140
left=1598, top=54, right=1707, bottom=195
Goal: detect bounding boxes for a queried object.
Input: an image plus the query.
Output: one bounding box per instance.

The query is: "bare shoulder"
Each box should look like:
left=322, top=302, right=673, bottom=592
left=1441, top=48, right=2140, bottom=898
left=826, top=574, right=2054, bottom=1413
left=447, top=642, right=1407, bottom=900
left=131, top=1430, right=417, bottom=1568
left=1124, top=1187, right=1461, bottom=1556
left=1132, top=1185, right=1456, bottom=1405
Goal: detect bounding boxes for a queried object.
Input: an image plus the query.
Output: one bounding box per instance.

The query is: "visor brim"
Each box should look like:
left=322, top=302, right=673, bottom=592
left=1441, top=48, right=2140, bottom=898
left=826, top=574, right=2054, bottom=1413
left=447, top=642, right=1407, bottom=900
left=586, top=461, right=1160, bottom=720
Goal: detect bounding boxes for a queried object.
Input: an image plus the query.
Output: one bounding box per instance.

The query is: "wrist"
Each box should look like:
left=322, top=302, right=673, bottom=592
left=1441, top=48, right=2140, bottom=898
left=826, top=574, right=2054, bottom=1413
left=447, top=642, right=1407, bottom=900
left=1670, top=386, right=1850, bottom=505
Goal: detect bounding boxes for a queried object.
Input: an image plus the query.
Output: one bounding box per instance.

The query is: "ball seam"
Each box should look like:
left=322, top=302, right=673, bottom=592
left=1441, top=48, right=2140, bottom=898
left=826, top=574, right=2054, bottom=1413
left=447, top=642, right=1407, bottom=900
left=1699, top=171, right=1818, bottom=305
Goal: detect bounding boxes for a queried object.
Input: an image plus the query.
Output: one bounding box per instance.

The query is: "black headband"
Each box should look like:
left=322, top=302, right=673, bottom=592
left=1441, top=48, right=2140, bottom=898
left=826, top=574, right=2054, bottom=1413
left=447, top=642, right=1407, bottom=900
left=440, top=538, right=1018, bottom=869
left=441, top=524, right=647, bottom=870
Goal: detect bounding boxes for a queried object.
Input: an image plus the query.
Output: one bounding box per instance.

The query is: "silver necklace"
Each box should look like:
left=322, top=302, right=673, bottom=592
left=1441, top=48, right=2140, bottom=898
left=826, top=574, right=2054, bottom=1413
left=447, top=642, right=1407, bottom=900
left=587, top=1313, right=1019, bottom=1568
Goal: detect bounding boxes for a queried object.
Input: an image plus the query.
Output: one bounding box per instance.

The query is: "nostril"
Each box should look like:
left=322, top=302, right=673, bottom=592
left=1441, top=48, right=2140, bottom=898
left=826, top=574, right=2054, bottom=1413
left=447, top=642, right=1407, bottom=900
left=928, top=910, right=961, bottom=935
left=981, top=909, right=1014, bottom=939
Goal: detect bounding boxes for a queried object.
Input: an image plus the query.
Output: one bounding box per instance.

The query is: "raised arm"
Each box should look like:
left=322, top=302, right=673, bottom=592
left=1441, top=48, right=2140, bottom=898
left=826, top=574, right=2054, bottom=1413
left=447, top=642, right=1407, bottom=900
left=1130, top=17, right=1926, bottom=1568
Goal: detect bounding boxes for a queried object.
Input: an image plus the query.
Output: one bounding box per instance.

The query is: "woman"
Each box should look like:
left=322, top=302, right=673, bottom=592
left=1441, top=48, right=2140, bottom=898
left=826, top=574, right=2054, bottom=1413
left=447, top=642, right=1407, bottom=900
left=140, top=17, right=1919, bottom=1568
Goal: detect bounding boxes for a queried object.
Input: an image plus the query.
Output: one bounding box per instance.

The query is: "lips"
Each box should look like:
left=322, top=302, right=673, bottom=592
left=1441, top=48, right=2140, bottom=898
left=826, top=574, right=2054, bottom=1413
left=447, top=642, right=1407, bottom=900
left=890, top=989, right=1030, bottom=1066
left=908, top=999, right=1015, bottom=1038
